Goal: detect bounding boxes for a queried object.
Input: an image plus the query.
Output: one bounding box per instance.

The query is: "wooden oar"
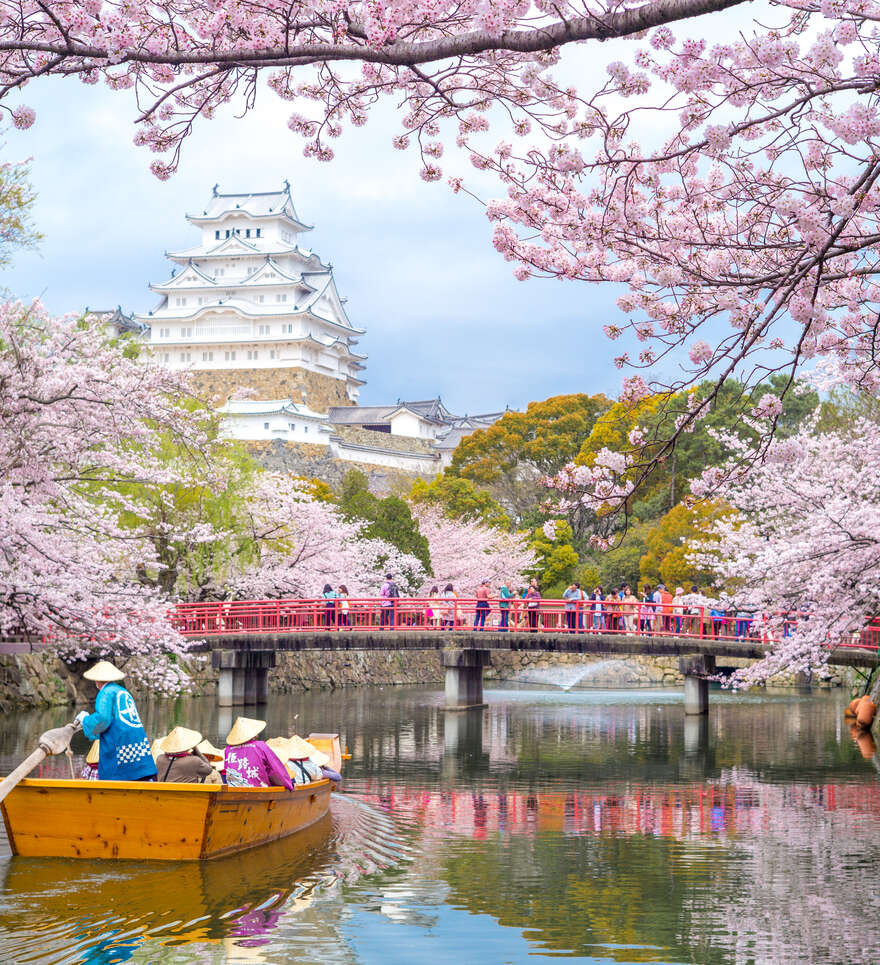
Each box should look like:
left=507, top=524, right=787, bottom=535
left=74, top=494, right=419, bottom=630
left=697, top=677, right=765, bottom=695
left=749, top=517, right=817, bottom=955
left=0, top=720, right=81, bottom=805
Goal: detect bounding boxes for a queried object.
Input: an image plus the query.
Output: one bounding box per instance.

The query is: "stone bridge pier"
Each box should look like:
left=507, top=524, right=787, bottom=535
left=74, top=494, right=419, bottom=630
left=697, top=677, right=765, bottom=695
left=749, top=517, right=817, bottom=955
left=443, top=648, right=491, bottom=709
left=213, top=649, right=276, bottom=706
left=679, top=654, right=716, bottom=715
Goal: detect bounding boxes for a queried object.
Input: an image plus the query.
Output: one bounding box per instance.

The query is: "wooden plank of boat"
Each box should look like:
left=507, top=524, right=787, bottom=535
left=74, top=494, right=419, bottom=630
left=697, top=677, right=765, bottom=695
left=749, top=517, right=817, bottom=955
left=0, top=777, right=332, bottom=861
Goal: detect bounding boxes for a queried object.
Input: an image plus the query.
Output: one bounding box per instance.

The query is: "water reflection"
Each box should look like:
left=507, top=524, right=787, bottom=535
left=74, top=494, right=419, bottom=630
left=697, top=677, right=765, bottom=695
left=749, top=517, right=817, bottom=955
left=0, top=686, right=879, bottom=964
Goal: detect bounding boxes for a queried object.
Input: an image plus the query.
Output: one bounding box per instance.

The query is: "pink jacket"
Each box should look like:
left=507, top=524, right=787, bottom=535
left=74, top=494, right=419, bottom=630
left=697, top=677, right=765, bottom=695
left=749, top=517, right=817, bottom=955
left=224, top=740, right=294, bottom=790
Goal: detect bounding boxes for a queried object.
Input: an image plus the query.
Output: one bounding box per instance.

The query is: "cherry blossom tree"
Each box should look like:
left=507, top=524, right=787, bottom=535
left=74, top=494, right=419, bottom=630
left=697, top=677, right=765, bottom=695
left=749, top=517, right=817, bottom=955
left=0, top=300, right=213, bottom=692
left=415, top=508, right=535, bottom=594
left=5, top=1, right=880, bottom=497
left=234, top=474, right=427, bottom=597
left=689, top=415, right=880, bottom=687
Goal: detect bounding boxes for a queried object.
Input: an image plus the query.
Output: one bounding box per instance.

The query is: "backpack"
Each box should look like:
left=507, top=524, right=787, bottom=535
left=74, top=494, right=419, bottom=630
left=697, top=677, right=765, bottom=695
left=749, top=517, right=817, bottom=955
left=387, top=581, right=400, bottom=598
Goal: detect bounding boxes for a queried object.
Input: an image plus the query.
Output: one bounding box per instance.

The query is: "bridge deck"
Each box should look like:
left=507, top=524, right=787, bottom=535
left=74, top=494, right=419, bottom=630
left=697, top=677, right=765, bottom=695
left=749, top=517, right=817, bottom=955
left=192, top=629, right=880, bottom=669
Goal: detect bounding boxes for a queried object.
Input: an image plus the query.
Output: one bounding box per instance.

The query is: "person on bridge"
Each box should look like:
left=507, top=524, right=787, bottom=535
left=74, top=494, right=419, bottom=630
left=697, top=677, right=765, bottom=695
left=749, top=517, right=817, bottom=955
left=322, top=584, right=338, bottom=627
left=563, top=582, right=581, bottom=633
left=224, top=717, right=294, bottom=790
left=589, top=586, right=604, bottom=631
left=621, top=586, right=640, bottom=632
left=525, top=579, right=542, bottom=632
left=337, top=585, right=351, bottom=628
left=499, top=583, right=513, bottom=631
left=380, top=573, right=400, bottom=629
left=640, top=585, right=655, bottom=633
left=76, top=660, right=157, bottom=783
left=474, top=580, right=491, bottom=630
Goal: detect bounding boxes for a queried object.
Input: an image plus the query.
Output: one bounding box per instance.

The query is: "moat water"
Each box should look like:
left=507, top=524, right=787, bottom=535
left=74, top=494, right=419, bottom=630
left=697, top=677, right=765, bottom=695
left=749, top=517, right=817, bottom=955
left=0, top=684, right=878, bottom=964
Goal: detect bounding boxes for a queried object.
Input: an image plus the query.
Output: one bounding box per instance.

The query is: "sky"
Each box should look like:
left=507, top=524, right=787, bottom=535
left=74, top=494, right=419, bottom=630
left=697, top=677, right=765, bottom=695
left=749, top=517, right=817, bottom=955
left=0, top=67, right=636, bottom=416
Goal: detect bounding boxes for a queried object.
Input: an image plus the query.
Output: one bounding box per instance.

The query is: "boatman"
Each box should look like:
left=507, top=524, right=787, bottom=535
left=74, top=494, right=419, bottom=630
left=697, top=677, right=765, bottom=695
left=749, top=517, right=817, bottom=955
left=75, top=660, right=158, bottom=782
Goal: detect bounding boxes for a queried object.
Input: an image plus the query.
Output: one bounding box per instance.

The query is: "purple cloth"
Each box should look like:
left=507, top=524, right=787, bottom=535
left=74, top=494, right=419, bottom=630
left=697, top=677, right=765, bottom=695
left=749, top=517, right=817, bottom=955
left=224, top=740, right=294, bottom=790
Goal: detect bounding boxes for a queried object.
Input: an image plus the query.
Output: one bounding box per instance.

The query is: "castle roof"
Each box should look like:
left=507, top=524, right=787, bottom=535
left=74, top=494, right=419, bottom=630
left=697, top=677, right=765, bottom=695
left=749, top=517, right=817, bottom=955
left=187, top=183, right=311, bottom=232
left=327, top=398, right=502, bottom=428
left=218, top=398, right=329, bottom=421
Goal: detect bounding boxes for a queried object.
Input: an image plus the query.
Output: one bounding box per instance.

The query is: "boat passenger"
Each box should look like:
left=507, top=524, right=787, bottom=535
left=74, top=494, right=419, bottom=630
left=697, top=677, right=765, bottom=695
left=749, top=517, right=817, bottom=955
left=197, top=739, right=226, bottom=783
left=224, top=717, right=294, bottom=790
left=80, top=741, right=100, bottom=781
left=306, top=741, right=342, bottom=784
left=155, top=727, right=217, bottom=784
left=75, top=660, right=157, bottom=782
left=267, top=736, right=326, bottom=785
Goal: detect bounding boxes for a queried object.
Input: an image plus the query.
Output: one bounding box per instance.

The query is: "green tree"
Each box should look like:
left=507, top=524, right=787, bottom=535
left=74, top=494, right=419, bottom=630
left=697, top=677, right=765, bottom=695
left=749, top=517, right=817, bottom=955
left=448, top=394, right=611, bottom=521
left=409, top=474, right=510, bottom=529
left=638, top=500, right=728, bottom=590
left=528, top=520, right=579, bottom=596
left=337, top=470, right=431, bottom=572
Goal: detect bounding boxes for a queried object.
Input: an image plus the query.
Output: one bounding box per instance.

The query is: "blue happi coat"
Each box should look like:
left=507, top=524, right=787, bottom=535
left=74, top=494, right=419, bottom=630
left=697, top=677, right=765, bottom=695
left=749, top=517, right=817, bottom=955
left=82, top=682, right=157, bottom=781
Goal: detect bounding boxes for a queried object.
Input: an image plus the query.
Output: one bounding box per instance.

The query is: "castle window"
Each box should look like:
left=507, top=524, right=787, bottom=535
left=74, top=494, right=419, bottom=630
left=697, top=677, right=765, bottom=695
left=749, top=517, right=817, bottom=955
left=288, top=423, right=295, bottom=431
left=304, top=425, right=308, bottom=433
left=264, top=422, right=269, bottom=430
left=215, top=230, right=220, bottom=239
left=202, top=351, right=213, bottom=361
left=216, top=268, right=224, bottom=277
left=258, top=325, right=269, bottom=336
left=175, top=297, right=187, bottom=307
left=246, top=229, right=251, bottom=238
left=256, top=228, right=261, bottom=238
left=162, top=353, right=170, bottom=363
left=270, top=349, right=276, bottom=359
left=179, top=351, right=191, bottom=362
left=225, top=229, right=230, bottom=238
left=258, top=295, right=264, bottom=303
left=180, top=326, right=193, bottom=338
left=276, top=293, right=287, bottom=303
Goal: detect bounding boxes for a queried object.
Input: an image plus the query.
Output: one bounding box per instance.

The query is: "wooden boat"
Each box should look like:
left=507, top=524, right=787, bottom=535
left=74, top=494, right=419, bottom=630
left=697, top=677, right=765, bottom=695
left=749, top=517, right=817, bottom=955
left=0, top=732, right=345, bottom=861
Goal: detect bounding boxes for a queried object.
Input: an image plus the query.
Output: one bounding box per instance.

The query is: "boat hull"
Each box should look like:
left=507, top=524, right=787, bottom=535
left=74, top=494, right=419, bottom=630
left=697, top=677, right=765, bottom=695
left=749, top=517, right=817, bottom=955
left=1, top=777, right=332, bottom=861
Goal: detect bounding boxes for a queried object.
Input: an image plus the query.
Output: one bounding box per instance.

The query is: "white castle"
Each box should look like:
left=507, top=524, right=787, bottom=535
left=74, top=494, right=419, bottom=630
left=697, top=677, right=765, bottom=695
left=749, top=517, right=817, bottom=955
left=122, top=184, right=505, bottom=475
left=137, top=183, right=366, bottom=404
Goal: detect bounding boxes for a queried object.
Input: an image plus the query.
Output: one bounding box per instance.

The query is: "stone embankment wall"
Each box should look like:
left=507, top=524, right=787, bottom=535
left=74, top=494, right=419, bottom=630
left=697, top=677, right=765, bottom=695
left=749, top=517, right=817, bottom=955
left=250, top=439, right=432, bottom=494
left=0, top=649, right=854, bottom=711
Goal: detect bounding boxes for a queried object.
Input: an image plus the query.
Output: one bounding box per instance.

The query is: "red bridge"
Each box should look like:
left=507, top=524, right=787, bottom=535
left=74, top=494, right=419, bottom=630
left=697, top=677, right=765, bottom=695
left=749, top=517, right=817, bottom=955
left=169, top=597, right=880, bottom=713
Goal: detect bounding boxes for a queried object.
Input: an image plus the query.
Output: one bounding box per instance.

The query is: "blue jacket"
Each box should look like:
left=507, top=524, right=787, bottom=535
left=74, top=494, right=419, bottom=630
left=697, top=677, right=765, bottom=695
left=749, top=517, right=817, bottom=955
left=82, top=682, right=157, bottom=781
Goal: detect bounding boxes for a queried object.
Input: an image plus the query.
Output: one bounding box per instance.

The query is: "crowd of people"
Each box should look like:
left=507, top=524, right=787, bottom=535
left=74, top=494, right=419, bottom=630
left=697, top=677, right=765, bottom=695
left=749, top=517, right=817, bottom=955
left=314, top=575, right=772, bottom=639
left=75, top=660, right=342, bottom=786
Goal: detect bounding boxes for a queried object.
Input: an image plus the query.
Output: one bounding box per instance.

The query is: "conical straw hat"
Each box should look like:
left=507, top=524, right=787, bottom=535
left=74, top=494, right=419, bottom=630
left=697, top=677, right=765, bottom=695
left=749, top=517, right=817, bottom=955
left=225, top=716, right=266, bottom=746
left=265, top=736, right=294, bottom=764
left=85, top=741, right=100, bottom=765
left=306, top=744, right=330, bottom=768
left=161, top=726, right=203, bottom=755
left=196, top=739, right=224, bottom=762
left=287, top=735, right=320, bottom=760
left=83, top=660, right=125, bottom=682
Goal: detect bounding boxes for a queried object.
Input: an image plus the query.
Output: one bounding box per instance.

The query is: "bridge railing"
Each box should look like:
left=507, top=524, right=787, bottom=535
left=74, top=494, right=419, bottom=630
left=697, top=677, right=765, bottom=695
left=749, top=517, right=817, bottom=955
left=168, top=598, right=879, bottom=650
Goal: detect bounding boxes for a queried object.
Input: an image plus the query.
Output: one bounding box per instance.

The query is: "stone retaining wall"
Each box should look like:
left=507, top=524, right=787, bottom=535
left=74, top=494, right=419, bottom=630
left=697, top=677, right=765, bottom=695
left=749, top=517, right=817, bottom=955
left=249, top=439, right=431, bottom=494
left=0, top=648, right=855, bottom=711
